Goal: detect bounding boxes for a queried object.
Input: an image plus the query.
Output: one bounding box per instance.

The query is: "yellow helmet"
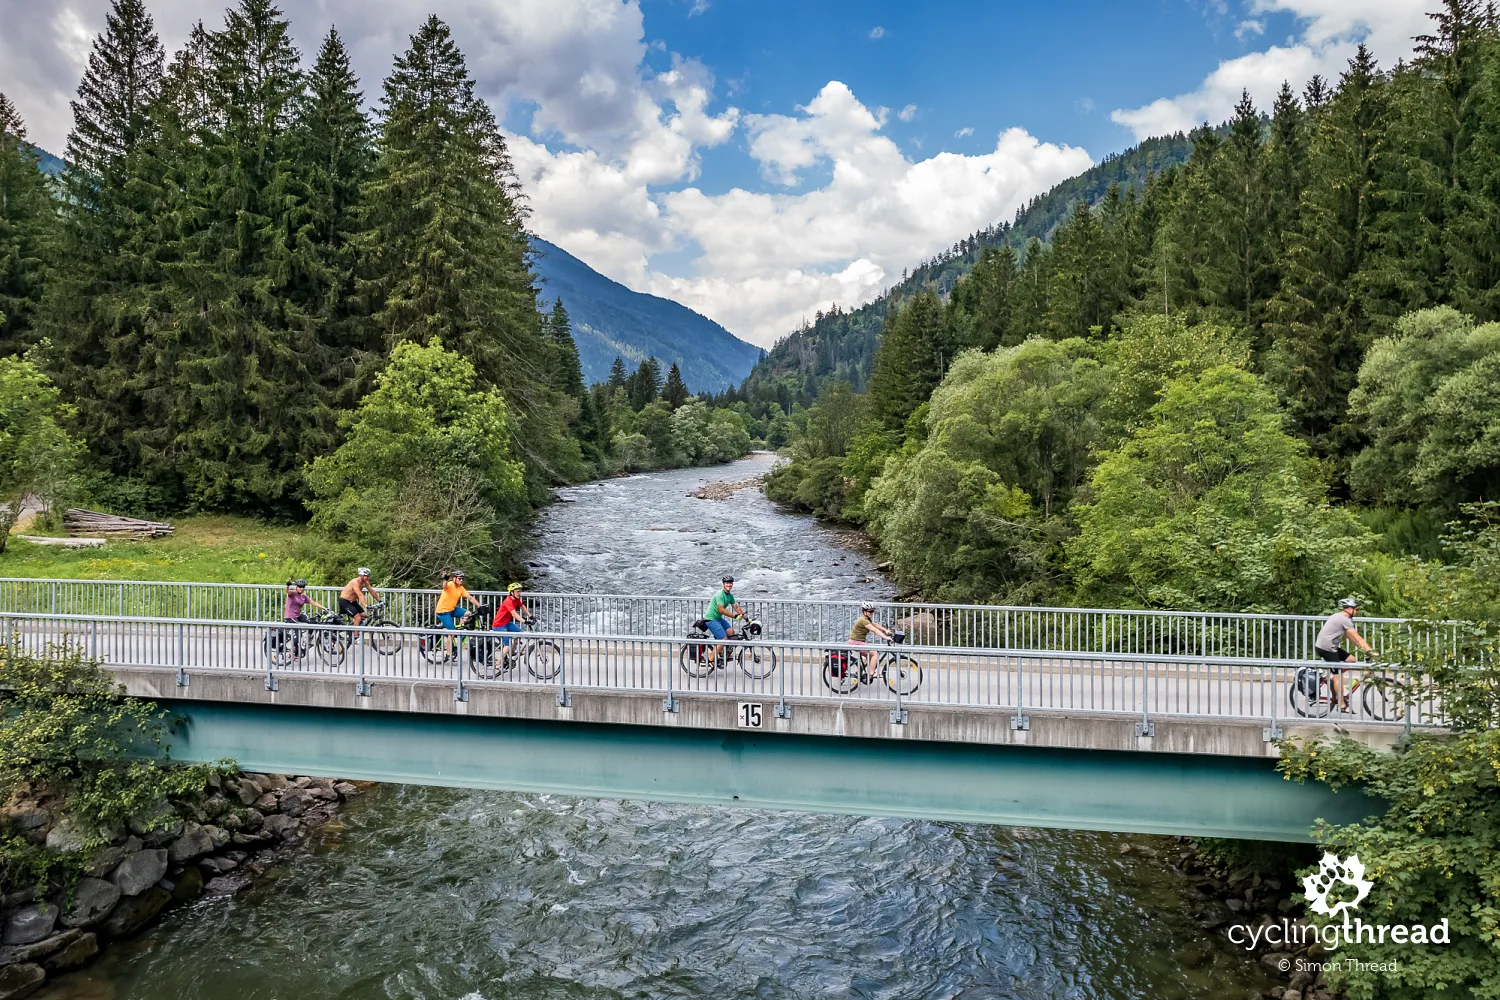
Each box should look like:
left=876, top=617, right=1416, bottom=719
left=507, top=582, right=523, bottom=593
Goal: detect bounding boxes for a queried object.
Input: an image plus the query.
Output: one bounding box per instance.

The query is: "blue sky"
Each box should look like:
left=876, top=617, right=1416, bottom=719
left=0, top=0, right=1431, bottom=345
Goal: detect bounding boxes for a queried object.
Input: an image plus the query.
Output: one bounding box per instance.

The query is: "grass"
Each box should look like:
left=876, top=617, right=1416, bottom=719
left=1, top=514, right=316, bottom=584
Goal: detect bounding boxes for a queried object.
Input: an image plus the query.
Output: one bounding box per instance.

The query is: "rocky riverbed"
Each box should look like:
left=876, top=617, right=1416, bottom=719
left=0, top=771, right=356, bottom=998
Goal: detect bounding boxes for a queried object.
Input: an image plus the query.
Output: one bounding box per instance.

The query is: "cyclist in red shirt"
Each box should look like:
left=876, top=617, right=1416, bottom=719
left=491, top=583, right=534, bottom=668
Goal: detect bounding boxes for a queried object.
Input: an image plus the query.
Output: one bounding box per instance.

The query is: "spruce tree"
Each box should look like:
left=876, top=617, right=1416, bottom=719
left=629, top=358, right=661, bottom=409
left=362, top=15, right=544, bottom=402
left=607, top=356, right=628, bottom=390
left=1210, top=91, right=1275, bottom=334
left=43, top=0, right=165, bottom=475
left=661, top=363, right=690, bottom=408
left=866, top=290, right=946, bottom=433
left=0, top=93, right=54, bottom=356
left=546, top=298, right=585, bottom=398
left=1264, top=82, right=1308, bottom=269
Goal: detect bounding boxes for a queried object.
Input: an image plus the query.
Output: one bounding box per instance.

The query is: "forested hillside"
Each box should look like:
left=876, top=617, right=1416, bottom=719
left=0, top=0, right=754, bottom=586
left=727, top=132, right=1195, bottom=430
left=531, top=237, right=762, bottom=392
left=764, top=4, right=1500, bottom=620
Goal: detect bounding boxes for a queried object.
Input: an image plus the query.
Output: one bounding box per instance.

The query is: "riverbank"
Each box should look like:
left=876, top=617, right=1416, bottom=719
left=1, top=771, right=356, bottom=997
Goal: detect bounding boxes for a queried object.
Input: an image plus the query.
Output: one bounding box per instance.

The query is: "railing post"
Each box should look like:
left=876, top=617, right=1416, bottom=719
left=1010, top=653, right=1029, bottom=731
left=356, top=629, right=371, bottom=697
left=175, top=621, right=188, bottom=687
left=663, top=640, right=679, bottom=713
left=1264, top=665, right=1282, bottom=741
left=50, top=581, right=58, bottom=616
left=774, top=652, right=790, bottom=719
left=1136, top=657, right=1154, bottom=737
left=889, top=667, right=907, bottom=725
left=556, top=640, right=570, bottom=708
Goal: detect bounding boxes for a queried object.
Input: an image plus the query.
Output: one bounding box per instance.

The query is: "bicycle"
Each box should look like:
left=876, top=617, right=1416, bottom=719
left=1288, top=658, right=1404, bottom=721
left=679, top=617, right=778, bottom=679
left=822, top=630, right=921, bottom=696
left=417, top=605, right=491, bottom=666
left=316, top=601, right=401, bottom=666
left=468, top=619, right=563, bottom=681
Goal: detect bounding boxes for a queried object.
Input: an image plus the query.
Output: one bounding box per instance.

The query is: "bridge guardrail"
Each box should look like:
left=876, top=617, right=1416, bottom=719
left=0, top=577, right=1446, bottom=661
left=0, top=611, right=1439, bottom=734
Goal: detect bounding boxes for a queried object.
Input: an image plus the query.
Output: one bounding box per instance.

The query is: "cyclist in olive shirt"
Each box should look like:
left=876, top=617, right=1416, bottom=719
left=704, top=575, right=745, bottom=664
left=849, top=602, right=892, bottom=672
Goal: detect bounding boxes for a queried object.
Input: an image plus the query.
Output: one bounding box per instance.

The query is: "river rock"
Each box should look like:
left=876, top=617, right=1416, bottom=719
left=203, top=875, right=251, bottom=898
left=204, top=825, right=230, bottom=849
left=60, top=878, right=120, bottom=928
left=169, top=868, right=204, bottom=906
left=0, top=806, right=50, bottom=835
left=128, top=801, right=183, bottom=843
left=0, top=928, right=81, bottom=966
left=253, top=793, right=279, bottom=812
left=333, top=782, right=358, bottom=799
left=99, top=887, right=170, bottom=938
left=1, top=887, right=39, bottom=909
left=1260, top=952, right=1294, bottom=977
left=220, top=812, right=243, bottom=831
left=261, top=774, right=290, bottom=791
left=232, top=779, right=262, bottom=806
left=260, top=814, right=299, bottom=838
left=202, top=794, right=229, bottom=819
left=42, top=932, right=97, bottom=973
left=237, top=809, right=264, bottom=832
left=292, top=776, right=313, bottom=789
left=109, top=848, right=168, bottom=896
left=0, top=962, right=45, bottom=1000
left=278, top=788, right=315, bottom=817
left=2, top=905, right=57, bottom=946
left=167, top=823, right=214, bottom=863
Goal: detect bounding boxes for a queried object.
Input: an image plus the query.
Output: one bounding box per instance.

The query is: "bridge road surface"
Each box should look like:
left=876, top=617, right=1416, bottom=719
left=7, top=617, right=1377, bottom=724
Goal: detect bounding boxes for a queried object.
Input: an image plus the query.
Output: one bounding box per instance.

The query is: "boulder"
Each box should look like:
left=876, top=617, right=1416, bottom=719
left=203, top=875, right=251, bottom=897
left=333, top=782, right=358, bottom=799
left=85, top=844, right=126, bottom=878
left=1260, top=952, right=1295, bottom=978
left=260, top=814, right=299, bottom=838
left=237, top=809, right=263, bottom=832
left=308, top=785, right=338, bottom=802
left=240, top=773, right=270, bottom=792
left=232, top=780, right=261, bottom=807
left=253, top=793, right=279, bottom=813
left=220, top=812, right=243, bottom=831
left=109, top=848, right=168, bottom=897
left=0, top=928, right=81, bottom=965
left=128, top=801, right=183, bottom=845
left=278, top=788, right=315, bottom=817
left=204, top=825, right=230, bottom=849
left=98, top=887, right=170, bottom=939
left=167, top=823, right=214, bottom=863
left=0, top=807, right=50, bottom=834
left=2, top=905, right=57, bottom=946
left=202, top=794, right=230, bottom=819
left=169, top=867, right=204, bottom=906
left=42, top=932, right=97, bottom=972
left=261, top=774, right=289, bottom=791
left=60, top=878, right=120, bottom=928
left=0, top=963, right=45, bottom=1000
left=292, top=777, right=313, bottom=789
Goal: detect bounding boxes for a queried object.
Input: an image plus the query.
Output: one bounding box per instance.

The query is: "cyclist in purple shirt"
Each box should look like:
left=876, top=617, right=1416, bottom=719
left=284, top=579, right=326, bottom=623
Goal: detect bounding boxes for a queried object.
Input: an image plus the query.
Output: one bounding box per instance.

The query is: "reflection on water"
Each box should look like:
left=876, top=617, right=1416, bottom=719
left=41, top=455, right=1268, bottom=1000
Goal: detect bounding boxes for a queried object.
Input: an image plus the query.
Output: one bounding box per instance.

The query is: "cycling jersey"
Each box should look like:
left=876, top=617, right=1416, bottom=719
left=848, top=614, right=873, bottom=642
left=706, top=590, right=735, bottom=621
left=435, top=581, right=469, bottom=614
left=493, top=594, right=524, bottom=628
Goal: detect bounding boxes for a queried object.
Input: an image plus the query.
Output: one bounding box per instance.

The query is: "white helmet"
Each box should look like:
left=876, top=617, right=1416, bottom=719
left=358, top=567, right=372, bottom=577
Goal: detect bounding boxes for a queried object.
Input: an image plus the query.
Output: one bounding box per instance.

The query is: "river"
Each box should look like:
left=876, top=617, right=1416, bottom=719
left=41, top=454, right=1269, bottom=1000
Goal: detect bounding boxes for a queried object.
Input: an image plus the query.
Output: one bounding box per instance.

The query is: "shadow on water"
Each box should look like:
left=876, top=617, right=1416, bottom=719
left=41, top=456, right=1270, bottom=1000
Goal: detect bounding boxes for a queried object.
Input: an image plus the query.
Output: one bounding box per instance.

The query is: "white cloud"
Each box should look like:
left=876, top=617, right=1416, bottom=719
left=1235, top=18, right=1265, bottom=40
left=869, top=26, right=886, bottom=39
left=954, top=126, right=974, bottom=138
left=897, top=103, right=917, bottom=122
left=689, top=0, right=709, bottom=15
left=1112, top=0, right=1429, bottom=139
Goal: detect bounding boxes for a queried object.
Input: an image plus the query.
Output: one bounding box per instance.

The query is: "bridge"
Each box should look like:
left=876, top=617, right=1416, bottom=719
left=1, top=578, right=1427, bottom=841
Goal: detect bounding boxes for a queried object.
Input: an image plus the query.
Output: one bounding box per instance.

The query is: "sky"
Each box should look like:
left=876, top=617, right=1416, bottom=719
left=0, top=0, right=1431, bottom=347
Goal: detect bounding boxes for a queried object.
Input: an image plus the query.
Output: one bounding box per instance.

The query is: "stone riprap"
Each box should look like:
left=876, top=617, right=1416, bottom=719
left=0, top=771, right=361, bottom=995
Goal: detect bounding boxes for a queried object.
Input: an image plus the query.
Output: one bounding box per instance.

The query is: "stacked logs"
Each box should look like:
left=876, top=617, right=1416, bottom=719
left=63, top=509, right=174, bottom=540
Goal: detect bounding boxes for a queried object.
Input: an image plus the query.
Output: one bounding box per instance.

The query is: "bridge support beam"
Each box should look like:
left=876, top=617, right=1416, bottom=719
left=160, top=700, right=1375, bottom=842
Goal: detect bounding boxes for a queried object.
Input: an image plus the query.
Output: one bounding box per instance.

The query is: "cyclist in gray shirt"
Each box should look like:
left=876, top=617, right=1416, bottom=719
left=1314, top=597, right=1377, bottom=709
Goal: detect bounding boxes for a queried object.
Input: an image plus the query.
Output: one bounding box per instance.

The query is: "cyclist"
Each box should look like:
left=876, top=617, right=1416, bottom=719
left=283, top=579, right=326, bottom=624
left=849, top=602, right=893, bottom=672
left=339, top=568, right=380, bottom=626
left=705, top=575, right=746, bottom=664
left=491, top=583, right=535, bottom=667
left=1314, top=597, right=1377, bottom=709
left=436, top=570, right=483, bottom=652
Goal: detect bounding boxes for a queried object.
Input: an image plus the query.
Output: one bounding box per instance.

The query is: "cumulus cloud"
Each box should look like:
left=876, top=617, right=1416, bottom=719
left=868, top=26, right=885, bottom=39
left=1235, top=18, right=1265, bottom=40
left=1, top=0, right=1089, bottom=348
left=1112, top=0, right=1429, bottom=139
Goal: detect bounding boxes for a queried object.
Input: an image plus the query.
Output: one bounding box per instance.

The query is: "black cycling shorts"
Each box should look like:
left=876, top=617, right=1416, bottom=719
left=338, top=598, right=364, bottom=618
left=1315, top=647, right=1350, bottom=667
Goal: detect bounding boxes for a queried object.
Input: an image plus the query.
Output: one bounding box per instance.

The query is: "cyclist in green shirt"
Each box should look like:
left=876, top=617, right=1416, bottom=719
left=704, top=574, right=746, bottom=664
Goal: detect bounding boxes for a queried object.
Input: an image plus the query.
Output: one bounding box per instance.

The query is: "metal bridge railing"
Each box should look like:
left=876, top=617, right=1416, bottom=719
left=0, top=611, right=1440, bottom=733
left=0, top=577, right=1442, bottom=662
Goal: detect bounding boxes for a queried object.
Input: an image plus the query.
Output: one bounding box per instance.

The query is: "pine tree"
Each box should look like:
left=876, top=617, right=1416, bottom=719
left=661, top=362, right=690, bottom=408
left=1209, top=91, right=1275, bottom=333
left=866, top=290, right=946, bottom=433
left=42, top=0, right=166, bottom=475
left=362, top=15, right=544, bottom=402
left=629, top=357, right=661, bottom=409
left=607, top=356, right=628, bottom=390
left=0, top=93, right=55, bottom=356
left=546, top=298, right=585, bottom=398
left=1265, top=82, right=1308, bottom=268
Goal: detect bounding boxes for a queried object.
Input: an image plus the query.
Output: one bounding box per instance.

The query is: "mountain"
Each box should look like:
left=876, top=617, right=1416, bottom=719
left=529, top=237, right=762, bottom=393
left=30, top=144, right=65, bottom=176
left=735, top=131, right=1195, bottom=401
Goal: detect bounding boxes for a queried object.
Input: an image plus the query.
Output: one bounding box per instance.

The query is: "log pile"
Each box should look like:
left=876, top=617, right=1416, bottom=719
left=64, top=508, right=174, bottom=540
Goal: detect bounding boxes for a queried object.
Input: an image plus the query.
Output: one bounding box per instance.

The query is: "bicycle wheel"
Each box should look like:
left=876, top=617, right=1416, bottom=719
left=1360, top=674, right=1403, bottom=722
left=527, top=639, right=563, bottom=680
left=366, top=619, right=401, bottom=655
left=316, top=630, right=348, bottom=668
left=881, top=652, right=921, bottom=695
left=469, top=639, right=499, bottom=681
left=1287, top=667, right=1333, bottom=718
left=736, top=643, right=778, bottom=679
left=418, top=632, right=452, bottom=665
left=822, top=653, right=858, bottom=694
left=264, top=630, right=294, bottom=667
left=679, top=642, right=716, bottom=678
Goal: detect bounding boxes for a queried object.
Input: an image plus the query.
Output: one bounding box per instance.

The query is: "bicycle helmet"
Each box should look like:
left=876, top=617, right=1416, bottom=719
left=722, top=575, right=735, bottom=584
left=293, top=579, right=307, bottom=588
left=507, top=582, right=523, bottom=592
left=860, top=602, right=875, bottom=613
left=357, top=567, right=372, bottom=577
left=1338, top=596, right=1359, bottom=610
left=452, top=570, right=465, bottom=579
